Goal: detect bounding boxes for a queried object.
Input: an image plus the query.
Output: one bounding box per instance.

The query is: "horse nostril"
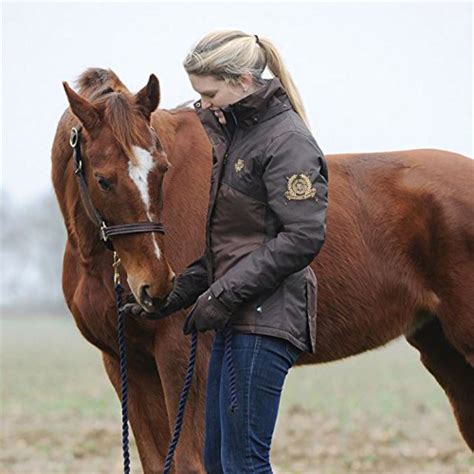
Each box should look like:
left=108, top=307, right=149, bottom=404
left=139, top=285, right=154, bottom=309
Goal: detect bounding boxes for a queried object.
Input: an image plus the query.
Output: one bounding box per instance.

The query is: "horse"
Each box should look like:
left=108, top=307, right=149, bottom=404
left=52, top=68, right=474, bottom=472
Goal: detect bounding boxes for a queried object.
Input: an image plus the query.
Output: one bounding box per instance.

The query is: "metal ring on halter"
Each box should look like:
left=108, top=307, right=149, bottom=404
left=70, top=127, right=79, bottom=148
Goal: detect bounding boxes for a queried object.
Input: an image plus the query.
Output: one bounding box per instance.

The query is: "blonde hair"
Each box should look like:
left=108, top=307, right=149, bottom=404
left=183, top=30, right=310, bottom=128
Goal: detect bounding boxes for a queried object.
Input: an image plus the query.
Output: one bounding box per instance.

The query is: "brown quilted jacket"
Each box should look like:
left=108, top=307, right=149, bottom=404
left=180, top=77, right=328, bottom=353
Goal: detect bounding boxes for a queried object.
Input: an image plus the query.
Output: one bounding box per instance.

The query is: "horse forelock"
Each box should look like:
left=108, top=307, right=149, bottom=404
left=102, top=93, right=151, bottom=166
left=75, top=68, right=129, bottom=98
left=73, top=69, right=150, bottom=165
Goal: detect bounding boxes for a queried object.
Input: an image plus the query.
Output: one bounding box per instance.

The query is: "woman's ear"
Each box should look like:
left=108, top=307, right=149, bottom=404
left=239, top=73, right=254, bottom=92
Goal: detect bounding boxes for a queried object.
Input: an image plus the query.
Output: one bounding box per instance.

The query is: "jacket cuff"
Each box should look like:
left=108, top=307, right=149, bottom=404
left=209, top=280, right=235, bottom=312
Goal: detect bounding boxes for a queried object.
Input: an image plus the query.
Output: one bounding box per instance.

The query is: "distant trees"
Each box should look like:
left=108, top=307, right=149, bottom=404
left=1, top=189, right=67, bottom=312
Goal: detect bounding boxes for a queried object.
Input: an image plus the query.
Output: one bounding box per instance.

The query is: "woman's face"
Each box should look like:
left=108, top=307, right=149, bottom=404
left=188, top=73, right=248, bottom=112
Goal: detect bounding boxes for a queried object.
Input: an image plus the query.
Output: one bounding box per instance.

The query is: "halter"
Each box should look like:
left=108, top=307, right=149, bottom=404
left=69, top=127, right=165, bottom=251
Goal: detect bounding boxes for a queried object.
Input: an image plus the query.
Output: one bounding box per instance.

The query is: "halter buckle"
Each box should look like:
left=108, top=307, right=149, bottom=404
left=74, top=159, right=83, bottom=174
left=100, top=222, right=109, bottom=242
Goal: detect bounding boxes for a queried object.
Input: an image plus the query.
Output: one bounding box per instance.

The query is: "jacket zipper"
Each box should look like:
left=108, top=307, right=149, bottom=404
left=214, top=108, right=238, bottom=163
left=207, top=109, right=238, bottom=281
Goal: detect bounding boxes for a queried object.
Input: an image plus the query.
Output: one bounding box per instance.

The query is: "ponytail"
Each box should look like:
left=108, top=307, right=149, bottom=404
left=257, top=36, right=310, bottom=129
left=183, top=30, right=310, bottom=128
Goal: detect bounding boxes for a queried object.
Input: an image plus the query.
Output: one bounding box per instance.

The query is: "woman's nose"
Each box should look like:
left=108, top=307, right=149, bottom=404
left=201, top=100, right=212, bottom=109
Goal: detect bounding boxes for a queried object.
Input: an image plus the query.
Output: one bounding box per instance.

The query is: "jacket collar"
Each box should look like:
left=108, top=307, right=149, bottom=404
left=193, top=77, right=292, bottom=130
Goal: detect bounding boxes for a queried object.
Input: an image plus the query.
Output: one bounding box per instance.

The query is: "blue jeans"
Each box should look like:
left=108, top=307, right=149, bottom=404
left=204, top=331, right=302, bottom=473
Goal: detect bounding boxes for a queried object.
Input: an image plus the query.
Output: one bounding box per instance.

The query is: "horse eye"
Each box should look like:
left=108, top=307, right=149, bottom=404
left=96, top=176, right=112, bottom=191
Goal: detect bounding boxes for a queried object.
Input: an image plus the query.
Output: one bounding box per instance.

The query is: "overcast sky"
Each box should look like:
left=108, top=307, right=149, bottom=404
left=2, top=1, right=472, bottom=206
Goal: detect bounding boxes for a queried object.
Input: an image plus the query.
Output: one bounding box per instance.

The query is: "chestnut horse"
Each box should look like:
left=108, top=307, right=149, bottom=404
left=52, top=68, right=474, bottom=472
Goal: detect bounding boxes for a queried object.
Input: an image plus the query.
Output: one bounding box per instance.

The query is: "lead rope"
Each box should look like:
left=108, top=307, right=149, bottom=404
left=163, top=330, right=198, bottom=473
left=112, top=252, right=200, bottom=474
left=113, top=270, right=131, bottom=474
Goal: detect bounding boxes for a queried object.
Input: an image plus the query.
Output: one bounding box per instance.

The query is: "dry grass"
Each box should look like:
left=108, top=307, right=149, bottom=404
left=2, top=316, right=473, bottom=473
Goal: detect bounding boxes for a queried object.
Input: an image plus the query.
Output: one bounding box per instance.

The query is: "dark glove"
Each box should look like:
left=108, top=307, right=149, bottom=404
left=182, top=288, right=234, bottom=335
left=123, top=287, right=185, bottom=321
left=123, top=256, right=209, bottom=321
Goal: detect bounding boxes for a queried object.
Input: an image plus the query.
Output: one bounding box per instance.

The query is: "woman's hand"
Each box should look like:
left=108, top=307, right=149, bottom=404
left=182, top=288, right=233, bottom=334
left=123, top=289, right=184, bottom=321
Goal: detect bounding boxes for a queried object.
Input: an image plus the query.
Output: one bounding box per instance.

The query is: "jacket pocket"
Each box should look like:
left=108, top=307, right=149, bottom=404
left=305, top=266, right=318, bottom=353
left=254, top=283, right=283, bottom=318
left=227, top=153, right=266, bottom=202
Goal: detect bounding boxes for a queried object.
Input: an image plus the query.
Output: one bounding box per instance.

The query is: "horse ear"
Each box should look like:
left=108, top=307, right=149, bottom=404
left=62, top=81, right=101, bottom=132
left=135, top=74, right=160, bottom=120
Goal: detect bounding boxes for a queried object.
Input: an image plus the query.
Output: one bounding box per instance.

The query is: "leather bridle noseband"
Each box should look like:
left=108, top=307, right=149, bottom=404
left=69, top=126, right=165, bottom=251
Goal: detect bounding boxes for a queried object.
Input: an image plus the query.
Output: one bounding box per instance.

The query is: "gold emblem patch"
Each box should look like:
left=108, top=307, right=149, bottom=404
left=234, top=159, right=245, bottom=173
left=284, top=174, right=316, bottom=200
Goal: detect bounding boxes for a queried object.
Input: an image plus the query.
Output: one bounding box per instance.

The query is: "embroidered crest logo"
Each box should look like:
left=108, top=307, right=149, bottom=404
left=284, top=174, right=316, bottom=200
left=234, top=159, right=245, bottom=173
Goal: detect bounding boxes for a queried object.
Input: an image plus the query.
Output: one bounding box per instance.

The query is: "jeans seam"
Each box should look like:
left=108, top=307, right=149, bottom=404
left=206, top=332, right=225, bottom=473
left=245, top=335, right=261, bottom=473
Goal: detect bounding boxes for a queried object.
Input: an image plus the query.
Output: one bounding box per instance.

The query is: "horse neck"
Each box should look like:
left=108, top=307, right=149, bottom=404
left=150, top=109, right=210, bottom=272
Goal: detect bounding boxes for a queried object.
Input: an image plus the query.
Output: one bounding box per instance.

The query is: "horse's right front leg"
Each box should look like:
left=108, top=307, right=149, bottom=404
left=102, top=352, right=170, bottom=473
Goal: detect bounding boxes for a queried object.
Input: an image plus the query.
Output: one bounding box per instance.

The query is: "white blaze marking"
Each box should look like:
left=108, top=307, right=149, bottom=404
left=129, top=146, right=161, bottom=260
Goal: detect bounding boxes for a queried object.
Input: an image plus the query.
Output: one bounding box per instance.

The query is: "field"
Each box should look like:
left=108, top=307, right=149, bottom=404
left=2, top=316, right=473, bottom=473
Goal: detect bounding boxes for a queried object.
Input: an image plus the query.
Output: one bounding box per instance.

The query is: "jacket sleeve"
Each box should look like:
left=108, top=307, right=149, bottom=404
left=175, top=252, right=210, bottom=309
left=209, top=131, right=328, bottom=309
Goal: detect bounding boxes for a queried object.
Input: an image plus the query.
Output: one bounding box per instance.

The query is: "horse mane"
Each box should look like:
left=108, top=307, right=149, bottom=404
left=171, top=99, right=194, bottom=110
left=74, top=68, right=150, bottom=165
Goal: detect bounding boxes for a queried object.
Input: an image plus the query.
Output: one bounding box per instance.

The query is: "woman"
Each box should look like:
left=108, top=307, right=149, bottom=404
left=128, top=30, right=328, bottom=473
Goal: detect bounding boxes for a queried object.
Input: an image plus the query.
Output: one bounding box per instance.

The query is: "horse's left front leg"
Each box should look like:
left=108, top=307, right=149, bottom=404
left=102, top=352, right=171, bottom=473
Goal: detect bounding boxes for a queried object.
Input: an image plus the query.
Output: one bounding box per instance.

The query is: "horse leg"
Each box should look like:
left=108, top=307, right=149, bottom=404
left=102, top=352, right=171, bottom=473
left=406, top=318, right=474, bottom=450
left=154, top=320, right=212, bottom=473
left=438, top=278, right=474, bottom=369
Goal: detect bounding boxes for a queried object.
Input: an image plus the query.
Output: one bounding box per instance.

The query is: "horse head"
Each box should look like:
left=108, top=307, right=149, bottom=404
left=62, top=72, right=175, bottom=312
